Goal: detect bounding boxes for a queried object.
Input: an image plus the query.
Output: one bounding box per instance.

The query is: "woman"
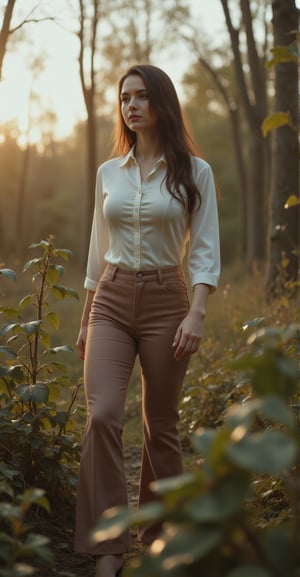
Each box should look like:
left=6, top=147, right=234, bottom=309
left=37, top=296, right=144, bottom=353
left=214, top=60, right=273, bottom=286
left=74, top=64, right=220, bottom=577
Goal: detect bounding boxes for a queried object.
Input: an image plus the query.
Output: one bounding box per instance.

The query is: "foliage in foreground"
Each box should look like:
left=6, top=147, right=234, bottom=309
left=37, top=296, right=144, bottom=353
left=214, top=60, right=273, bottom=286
left=0, top=488, right=53, bottom=577
left=93, top=323, right=300, bottom=577
left=0, top=237, right=82, bottom=504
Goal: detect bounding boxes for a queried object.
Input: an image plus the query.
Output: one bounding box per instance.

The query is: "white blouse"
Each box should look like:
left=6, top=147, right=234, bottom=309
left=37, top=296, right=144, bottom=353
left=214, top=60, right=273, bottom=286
left=84, top=147, right=220, bottom=291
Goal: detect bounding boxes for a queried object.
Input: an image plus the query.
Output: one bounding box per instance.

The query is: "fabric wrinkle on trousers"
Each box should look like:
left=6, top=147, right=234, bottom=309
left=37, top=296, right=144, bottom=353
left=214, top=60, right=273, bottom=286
left=74, top=263, right=190, bottom=555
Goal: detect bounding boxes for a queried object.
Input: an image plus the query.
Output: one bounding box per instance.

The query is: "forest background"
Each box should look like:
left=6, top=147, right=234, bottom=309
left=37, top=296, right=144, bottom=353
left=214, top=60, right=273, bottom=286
left=0, top=0, right=298, bottom=291
left=0, top=1, right=299, bottom=576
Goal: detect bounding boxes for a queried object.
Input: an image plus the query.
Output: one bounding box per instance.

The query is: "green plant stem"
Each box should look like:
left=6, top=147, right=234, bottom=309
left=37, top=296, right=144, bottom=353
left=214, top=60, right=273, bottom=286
left=57, top=382, right=81, bottom=436
left=32, top=252, right=49, bottom=384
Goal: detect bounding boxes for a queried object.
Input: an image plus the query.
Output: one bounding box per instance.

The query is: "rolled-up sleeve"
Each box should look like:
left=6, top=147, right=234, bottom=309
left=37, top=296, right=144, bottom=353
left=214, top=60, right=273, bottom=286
left=84, top=167, right=109, bottom=291
left=189, top=159, right=221, bottom=290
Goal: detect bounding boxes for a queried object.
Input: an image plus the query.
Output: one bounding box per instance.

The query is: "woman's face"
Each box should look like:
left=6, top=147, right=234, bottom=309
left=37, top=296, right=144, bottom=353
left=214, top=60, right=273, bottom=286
left=120, top=74, right=158, bottom=132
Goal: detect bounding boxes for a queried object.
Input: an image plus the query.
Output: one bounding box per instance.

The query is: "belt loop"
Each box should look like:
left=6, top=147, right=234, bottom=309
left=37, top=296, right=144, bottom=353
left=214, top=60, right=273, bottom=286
left=157, top=269, right=163, bottom=284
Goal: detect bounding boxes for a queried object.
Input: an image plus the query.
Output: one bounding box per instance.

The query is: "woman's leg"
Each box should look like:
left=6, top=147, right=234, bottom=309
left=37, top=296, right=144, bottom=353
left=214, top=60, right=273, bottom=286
left=74, top=280, right=137, bottom=556
left=136, top=270, right=190, bottom=544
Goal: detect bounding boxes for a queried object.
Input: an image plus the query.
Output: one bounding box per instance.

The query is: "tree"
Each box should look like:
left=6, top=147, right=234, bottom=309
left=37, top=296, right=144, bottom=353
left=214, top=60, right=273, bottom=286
left=0, top=0, right=17, bottom=251
left=183, top=51, right=248, bottom=257
left=0, top=0, right=16, bottom=80
left=219, top=0, right=269, bottom=266
left=265, top=0, right=299, bottom=294
left=0, top=1, right=54, bottom=79
left=77, top=0, right=100, bottom=264
left=182, top=1, right=270, bottom=267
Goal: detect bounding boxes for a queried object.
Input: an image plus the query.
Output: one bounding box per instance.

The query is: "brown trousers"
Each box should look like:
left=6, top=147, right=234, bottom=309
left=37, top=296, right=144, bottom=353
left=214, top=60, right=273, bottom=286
left=74, top=264, right=190, bottom=555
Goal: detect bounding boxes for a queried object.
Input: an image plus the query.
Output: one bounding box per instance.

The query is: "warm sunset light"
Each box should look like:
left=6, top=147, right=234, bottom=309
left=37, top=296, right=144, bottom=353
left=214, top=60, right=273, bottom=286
left=0, top=0, right=225, bottom=143
left=0, top=2, right=299, bottom=575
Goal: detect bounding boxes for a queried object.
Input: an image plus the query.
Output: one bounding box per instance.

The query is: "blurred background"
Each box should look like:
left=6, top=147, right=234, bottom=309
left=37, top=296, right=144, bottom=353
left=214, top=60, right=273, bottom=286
left=0, top=0, right=299, bottom=290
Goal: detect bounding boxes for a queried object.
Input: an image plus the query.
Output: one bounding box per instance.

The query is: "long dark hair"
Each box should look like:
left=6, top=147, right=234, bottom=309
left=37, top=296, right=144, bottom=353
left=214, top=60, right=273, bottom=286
left=113, top=64, right=201, bottom=215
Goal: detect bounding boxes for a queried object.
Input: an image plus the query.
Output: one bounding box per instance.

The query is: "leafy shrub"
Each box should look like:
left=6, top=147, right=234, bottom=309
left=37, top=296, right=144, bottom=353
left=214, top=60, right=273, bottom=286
left=0, top=488, right=53, bottom=577
left=0, top=237, right=82, bottom=505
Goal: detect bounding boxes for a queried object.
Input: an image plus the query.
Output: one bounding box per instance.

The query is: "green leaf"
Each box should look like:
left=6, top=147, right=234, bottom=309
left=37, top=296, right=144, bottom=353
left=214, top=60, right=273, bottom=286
left=0, top=346, right=17, bottom=358
left=284, top=194, right=300, bottom=208
left=259, top=395, right=295, bottom=430
left=20, top=320, right=42, bottom=335
left=0, top=306, right=19, bottom=318
left=39, top=328, right=51, bottom=349
left=29, top=240, right=48, bottom=249
left=6, top=364, right=24, bottom=381
left=17, top=383, right=49, bottom=403
left=227, top=430, right=296, bottom=474
left=51, top=285, right=79, bottom=300
left=158, top=525, right=223, bottom=568
left=266, top=44, right=298, bottom=68
left=189, top=474, right=249, bottom=522
left=45, top=311, right=59, bottom=329
left=45, top=266, right=60, bottom=286
left=56, top=411, right=69, bottom=427
left=226, top=399, right=260, bottom=430
left=151, top=471, right=200, bottom=496
left=192, top=427, right=217, bottom=455
left=45, top=345, right=73, bottom=354
left=21, top=488, right=49, bottom=509
left=19, top=294, right=33, bottom=309
left=92, top=502, right=165, bottom=543
left=242, top=318, right=266, bottom=331
left=227, top=396, right=295, bottom=431
left=23, top=257, right=43, bottom=272
left=23, top=533, right=54, bottom=563
left=0, top=268, right=16, bottom=281
left=55, top=248, right=72, bottom=260
left=262, top=112, right=291, bottom=137
left=0, top=322, right=19, bottom=336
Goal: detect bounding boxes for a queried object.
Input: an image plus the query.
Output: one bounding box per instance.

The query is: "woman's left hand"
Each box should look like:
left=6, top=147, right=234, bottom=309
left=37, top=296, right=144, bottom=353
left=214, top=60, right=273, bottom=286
left=172, top=310, right=204, bottom=360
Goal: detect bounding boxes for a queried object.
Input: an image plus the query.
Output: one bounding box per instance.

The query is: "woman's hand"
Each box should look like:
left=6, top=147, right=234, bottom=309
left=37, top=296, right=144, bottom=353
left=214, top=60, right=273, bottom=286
left=172, top=310, right=204, bottom=360
left=76, top=325, right=88, bottom=361
left=76, top=290, right=95, bottom=361
left=172, top=283, right=210, bottom=360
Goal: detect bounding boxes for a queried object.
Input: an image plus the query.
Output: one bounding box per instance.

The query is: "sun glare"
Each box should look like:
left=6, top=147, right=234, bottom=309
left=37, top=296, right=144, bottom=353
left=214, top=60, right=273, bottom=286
left=0, top=54, right=31, bottom=129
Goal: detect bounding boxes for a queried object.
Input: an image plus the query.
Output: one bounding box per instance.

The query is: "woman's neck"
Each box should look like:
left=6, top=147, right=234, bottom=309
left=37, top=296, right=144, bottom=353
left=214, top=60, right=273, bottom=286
left=134, top=133, right=162, bottom=163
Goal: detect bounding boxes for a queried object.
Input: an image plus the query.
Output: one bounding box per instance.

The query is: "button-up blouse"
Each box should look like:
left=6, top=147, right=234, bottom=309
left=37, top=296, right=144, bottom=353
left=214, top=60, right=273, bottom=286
left=84, top=147, right=220, bottom=291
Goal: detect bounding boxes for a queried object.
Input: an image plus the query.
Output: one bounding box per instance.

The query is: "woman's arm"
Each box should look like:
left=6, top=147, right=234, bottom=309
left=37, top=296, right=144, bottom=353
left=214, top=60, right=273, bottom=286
left=172, top=283, right=210, bottom=360
left=172, top=160, right=221, bottom=361
left=76, top=290, right=95, bottom=360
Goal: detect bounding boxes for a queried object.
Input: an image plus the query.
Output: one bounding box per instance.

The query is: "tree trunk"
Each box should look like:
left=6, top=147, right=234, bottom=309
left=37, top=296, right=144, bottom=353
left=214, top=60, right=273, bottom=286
left=84, top=94, right=97, bottom=265
left=0, top=0, right=16, bottom=80
left=77, top=0, right=99, bottom=265
left=220, top=0, right=268, bottom=265
left=266, top=0, right=299, bottom=294
left=197, top=55, right=248, bottom=256
left=247, top=126, right=266, bottom=265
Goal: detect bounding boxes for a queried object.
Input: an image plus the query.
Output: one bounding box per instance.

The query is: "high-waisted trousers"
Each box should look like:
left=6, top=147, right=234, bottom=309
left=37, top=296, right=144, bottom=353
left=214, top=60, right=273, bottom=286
left=74, top=263, right=190, bottom=555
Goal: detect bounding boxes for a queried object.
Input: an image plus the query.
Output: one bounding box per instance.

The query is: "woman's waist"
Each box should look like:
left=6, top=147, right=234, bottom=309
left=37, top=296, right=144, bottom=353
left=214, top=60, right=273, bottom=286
left=102, top=262, right=185, bottom=283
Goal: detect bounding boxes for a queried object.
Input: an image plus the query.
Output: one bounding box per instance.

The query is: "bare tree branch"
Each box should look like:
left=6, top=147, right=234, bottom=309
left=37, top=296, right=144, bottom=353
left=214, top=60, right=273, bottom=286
left=0, top=0, right=16, bottom=80
left=10, top=16, right=56, bottom=35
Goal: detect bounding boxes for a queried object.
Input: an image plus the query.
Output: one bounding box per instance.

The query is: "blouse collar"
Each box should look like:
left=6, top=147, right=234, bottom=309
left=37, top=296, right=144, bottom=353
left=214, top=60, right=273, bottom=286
left=119, top=145, right=166, bottom=167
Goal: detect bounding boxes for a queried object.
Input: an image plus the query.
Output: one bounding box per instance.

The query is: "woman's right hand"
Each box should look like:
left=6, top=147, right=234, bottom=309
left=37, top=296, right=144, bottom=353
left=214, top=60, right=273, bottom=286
left=76, top=326, right=88, bottom=361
